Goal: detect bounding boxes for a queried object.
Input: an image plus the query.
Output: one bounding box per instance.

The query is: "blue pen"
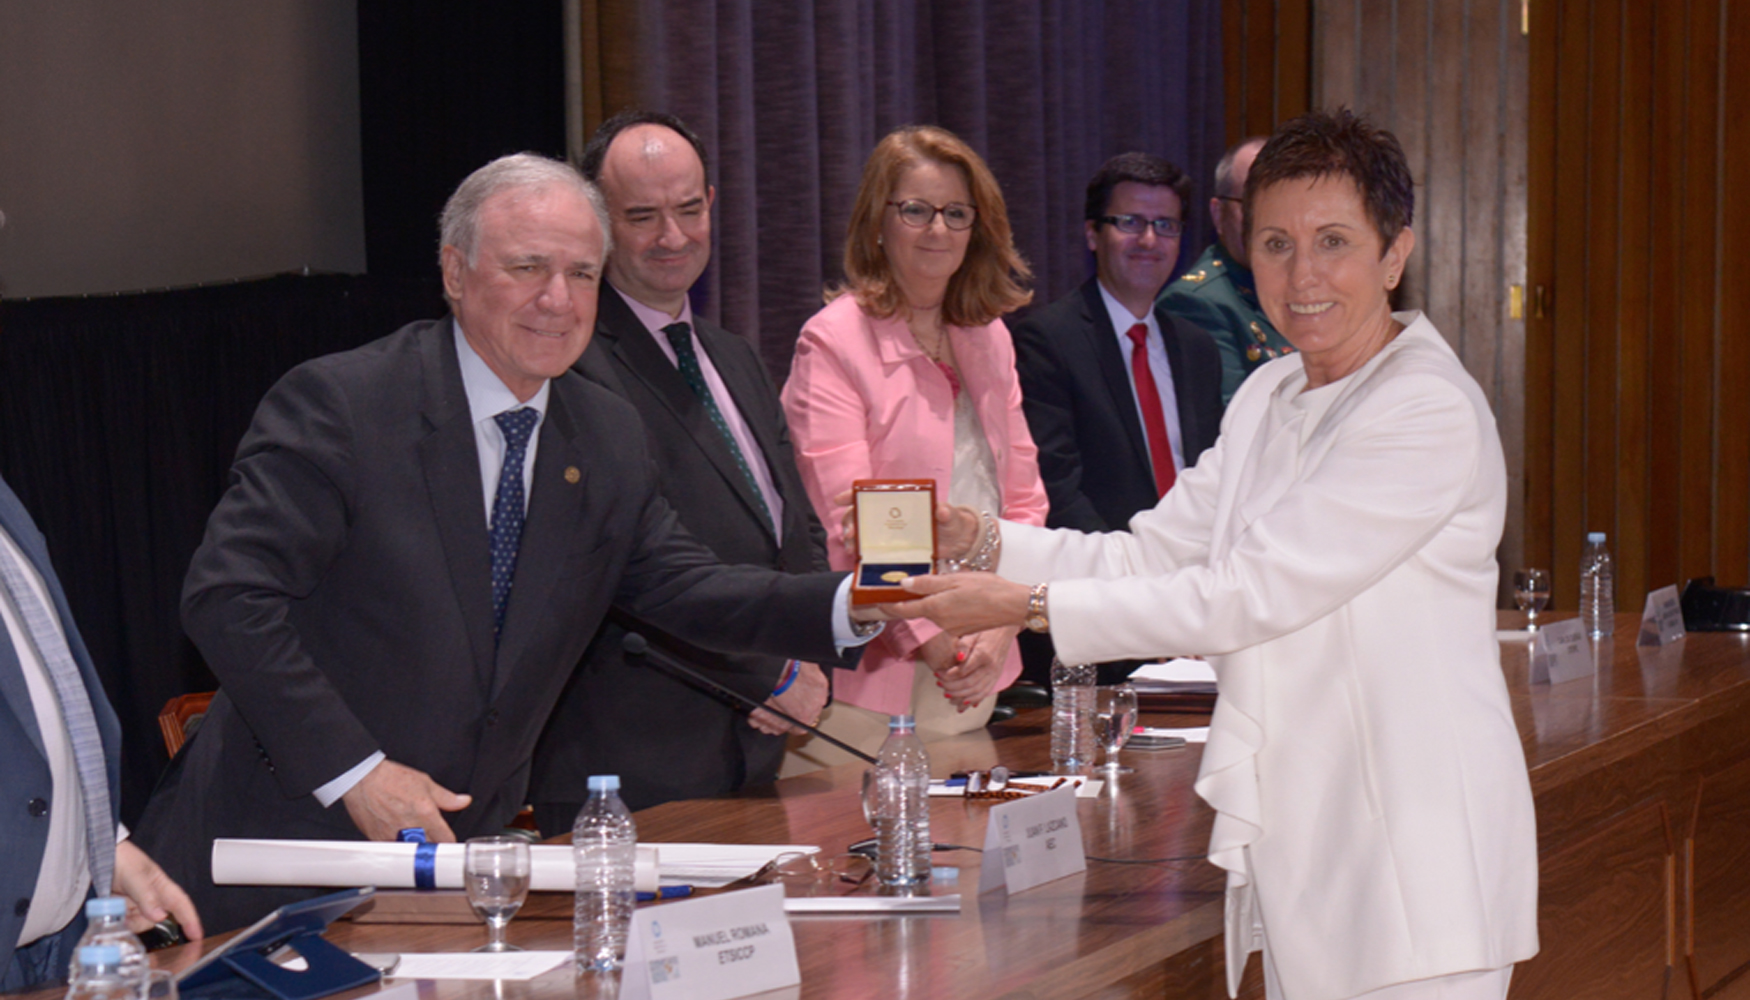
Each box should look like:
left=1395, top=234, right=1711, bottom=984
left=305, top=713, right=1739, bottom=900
left=636, top=885, right=694, bottom=902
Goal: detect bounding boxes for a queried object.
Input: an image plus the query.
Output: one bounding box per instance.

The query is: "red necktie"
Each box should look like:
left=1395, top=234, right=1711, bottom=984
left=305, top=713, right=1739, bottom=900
left=1127, top=323, right=1176, bottom=497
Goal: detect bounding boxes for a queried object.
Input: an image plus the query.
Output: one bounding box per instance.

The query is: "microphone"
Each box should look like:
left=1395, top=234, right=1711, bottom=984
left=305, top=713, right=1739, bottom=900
left=621, top=631, right=878, bottom=765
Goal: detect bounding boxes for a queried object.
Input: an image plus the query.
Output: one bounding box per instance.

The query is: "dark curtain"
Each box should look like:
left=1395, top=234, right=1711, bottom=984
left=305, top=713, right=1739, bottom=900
left=622, top=0, right=1227, bottom=380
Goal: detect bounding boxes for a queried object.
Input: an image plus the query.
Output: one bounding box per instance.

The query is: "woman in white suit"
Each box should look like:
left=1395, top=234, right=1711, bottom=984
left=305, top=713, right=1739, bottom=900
left=890, top=110, right=1539, bottom=1000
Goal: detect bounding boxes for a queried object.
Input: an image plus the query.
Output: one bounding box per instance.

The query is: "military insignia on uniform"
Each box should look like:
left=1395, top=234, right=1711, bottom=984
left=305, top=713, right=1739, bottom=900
left=1247, top=345, right=1262, bottom=362
left=1251, top=322, right=1267, bottom=343
left=1181, top=270, right=1208, bottom=283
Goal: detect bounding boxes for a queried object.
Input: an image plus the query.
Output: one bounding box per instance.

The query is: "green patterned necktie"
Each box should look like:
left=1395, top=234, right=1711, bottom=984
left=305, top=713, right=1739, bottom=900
left=662, top=323, right=774, bottom=528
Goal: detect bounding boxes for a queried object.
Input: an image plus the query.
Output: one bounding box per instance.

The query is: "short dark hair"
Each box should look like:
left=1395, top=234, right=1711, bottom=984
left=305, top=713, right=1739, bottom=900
left=1244, top=108, right=1413, bottom=255
left=578, top=109, right=711, bottom=182
left=1084, top=152, right=1192, bottom=222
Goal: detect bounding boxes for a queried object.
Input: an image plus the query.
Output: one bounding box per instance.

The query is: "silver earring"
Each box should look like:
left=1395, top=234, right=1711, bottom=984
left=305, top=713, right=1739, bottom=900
left=877, top=234, right=884, bottom=246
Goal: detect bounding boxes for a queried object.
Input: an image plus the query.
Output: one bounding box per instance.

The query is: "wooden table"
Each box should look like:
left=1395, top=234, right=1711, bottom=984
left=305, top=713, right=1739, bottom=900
left=28, top=613, right=1750, bottom=1000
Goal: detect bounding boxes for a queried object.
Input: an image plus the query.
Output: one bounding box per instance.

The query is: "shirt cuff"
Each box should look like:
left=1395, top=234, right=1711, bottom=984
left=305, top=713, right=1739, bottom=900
left=314, top=751, right=386, bottom=807
left=832, top=576, right=882, bottom=654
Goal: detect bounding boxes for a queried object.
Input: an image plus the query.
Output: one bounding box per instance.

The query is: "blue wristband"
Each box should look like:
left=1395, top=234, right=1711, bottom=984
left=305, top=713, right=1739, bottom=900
left=771, top=660, right=801, bottom=697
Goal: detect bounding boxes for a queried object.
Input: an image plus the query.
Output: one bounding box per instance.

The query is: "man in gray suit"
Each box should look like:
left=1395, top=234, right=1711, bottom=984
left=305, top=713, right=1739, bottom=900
left=1, top=473, right=202, bottom=991
left=529, top=111, right=831, bottom=830
left=135, top=154, right=876, bottom=933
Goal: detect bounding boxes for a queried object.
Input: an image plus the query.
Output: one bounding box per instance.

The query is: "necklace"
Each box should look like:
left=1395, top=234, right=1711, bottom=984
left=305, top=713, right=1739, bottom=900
left=909, top=321, right=961, bottom=398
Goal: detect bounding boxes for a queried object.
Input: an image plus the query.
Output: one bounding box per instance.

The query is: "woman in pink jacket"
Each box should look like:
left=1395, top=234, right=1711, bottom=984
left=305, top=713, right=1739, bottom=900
left=780, top=125, right=1048, bottom=771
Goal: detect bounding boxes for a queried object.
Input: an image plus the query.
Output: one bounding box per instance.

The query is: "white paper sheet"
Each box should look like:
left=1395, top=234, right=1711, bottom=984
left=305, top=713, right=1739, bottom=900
left=385, top=951, right=572, bottom=980
left=1127, top=658, right=1217, bottom=684
left=1135, top=726, right=1209, bottom=743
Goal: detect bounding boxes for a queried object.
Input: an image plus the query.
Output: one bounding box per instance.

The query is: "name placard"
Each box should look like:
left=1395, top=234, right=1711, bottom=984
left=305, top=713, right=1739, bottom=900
left=977, top=785, right=1086, bottom=895
left=1530, top=618, right=1594, bottom=685
left=619, top=884, right=798, bottom=1000
left=1638, top=585, right=1687, bottom=647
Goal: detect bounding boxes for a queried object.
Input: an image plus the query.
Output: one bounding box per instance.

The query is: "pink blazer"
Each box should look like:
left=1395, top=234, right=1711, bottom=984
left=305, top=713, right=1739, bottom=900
left=781, top=293, right=1049, bottom=716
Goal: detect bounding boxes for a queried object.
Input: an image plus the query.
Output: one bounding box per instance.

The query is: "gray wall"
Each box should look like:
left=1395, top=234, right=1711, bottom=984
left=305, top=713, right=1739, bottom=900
left=0, top=1, right=364, bottom=299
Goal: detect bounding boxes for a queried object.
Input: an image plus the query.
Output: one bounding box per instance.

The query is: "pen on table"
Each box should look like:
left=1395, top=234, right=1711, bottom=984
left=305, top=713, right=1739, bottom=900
left=636, top=885, right=694, bottom=902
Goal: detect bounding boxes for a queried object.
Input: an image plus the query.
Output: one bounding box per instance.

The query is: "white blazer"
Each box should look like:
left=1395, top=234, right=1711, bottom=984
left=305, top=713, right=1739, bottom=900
left=998, top=313, right=1539, bottom=1000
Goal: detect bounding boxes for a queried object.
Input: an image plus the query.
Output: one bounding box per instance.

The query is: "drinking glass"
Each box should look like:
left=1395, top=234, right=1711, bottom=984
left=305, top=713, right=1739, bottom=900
left=1514, top=568, right=1551, bottom=630
left=464, top=835, right=531, bottom=952
left=1093, top=684, right=1139, bottom=776
left=139, top=969, right=177, bottom=1000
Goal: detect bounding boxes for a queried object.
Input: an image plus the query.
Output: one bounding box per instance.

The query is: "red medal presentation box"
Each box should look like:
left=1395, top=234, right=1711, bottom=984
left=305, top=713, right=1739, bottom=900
left=851, top=479, right=936, bottom=605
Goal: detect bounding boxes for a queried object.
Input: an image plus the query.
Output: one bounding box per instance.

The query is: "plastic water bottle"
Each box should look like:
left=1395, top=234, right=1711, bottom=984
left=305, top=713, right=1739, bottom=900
left=1050, top=659, right=1098, bottom=774
left=1580, top=531, right=1615, bottom=639
left=869, top=714, right=931, bottom=888
left=67, top=897, right=147, bottom=984
left=573, top=774, right=637, bottom=973
left=65, top=946, right=132, bottom=1000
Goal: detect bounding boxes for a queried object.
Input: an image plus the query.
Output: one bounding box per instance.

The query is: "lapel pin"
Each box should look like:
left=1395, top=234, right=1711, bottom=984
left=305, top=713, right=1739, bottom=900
left=564, top=466, right=581, bottom=484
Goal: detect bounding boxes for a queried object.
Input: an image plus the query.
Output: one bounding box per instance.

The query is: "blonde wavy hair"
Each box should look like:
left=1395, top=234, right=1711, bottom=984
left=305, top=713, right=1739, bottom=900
left=830, top=125, right=1032, bottom=326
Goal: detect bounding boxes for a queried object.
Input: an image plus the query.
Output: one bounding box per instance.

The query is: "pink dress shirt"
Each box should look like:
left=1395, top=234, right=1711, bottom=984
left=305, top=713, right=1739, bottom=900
left=781, top=293, right=1049, bottom=716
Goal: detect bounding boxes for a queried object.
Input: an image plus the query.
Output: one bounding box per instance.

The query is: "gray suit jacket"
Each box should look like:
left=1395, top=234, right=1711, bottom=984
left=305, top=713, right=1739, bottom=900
left=135, top=319, right=846, bottom=932
left=0, top=474, right=120, bottom=972
left=528, top=291, right=830, bottom=821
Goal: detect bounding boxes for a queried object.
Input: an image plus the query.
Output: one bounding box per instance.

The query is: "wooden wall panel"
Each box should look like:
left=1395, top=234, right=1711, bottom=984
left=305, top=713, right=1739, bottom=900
left=1307, top=0, right=1529, bottom=601
left=1223, top=0, right=1315, bottom=145
left=1524, top=0, right=1749, bottom=611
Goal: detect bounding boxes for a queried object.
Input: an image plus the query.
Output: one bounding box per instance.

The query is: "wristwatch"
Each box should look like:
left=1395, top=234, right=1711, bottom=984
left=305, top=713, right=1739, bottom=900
left=1024, top=582, right=1050, bottom=633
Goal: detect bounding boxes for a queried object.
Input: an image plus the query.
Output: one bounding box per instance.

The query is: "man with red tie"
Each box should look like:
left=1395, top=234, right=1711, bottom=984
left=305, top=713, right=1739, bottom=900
left=1011, top=152, right=1223, bottom=682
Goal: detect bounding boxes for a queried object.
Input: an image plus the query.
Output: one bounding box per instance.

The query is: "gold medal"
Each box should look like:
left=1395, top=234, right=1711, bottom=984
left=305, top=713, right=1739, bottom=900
left=1247, top=345, right=1262, bottom=362
left=881, top=571, right=910, bottom=583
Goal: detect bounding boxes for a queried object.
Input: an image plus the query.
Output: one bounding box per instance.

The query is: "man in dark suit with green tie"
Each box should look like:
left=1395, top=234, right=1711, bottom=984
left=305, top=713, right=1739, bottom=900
left=529, top=111, right=833, bottom=831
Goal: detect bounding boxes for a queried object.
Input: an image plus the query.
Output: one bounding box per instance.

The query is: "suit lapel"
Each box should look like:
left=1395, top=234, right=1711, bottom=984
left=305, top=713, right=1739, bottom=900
left=1080, top=280, right=1154, bottom=475
left=415, top=326, right=498, bottom=695
left=1155, top=308, right=1199, bottom=448
left=492, top=386, right=592, bottom=698
left=598, top=292, right=776, bottom=543
left=691, top=318, right=784, bottom=544
left=0, top=488, right=45, bottom=755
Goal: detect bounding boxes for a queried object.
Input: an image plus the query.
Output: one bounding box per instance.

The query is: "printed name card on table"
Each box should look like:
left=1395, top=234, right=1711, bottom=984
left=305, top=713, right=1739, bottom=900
left=620, top=884, right=798, bottom=1000
left=1529, top=618, right=1594, bottom=685
left=978, top=785, right=1086, bottom=895
left=1638, top=585, right=1687, bottom=647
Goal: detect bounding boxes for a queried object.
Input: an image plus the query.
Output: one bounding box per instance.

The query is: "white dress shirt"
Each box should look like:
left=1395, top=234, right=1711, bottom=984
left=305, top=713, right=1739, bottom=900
left=1099, top=281, right=1185, bottom=474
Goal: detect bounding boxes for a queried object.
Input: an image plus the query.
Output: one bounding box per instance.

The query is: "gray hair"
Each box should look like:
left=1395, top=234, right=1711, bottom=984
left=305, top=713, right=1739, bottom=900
left=1212, top=137, right=1268, bottom=199
left=438, top=152, right=612, bottom=267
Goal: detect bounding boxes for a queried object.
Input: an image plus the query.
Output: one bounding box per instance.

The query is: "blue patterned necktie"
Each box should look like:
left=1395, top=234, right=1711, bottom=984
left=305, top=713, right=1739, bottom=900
left=0, top=535, right=115, bottom=896
left=661, top=323, right=774, bottom=528
left=489, top=407, right=540, bottom=642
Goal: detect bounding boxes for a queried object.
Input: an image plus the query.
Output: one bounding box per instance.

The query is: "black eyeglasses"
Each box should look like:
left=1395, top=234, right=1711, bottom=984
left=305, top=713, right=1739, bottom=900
left=1097, top=214, right=1184, bottom=238
left=888, top=199, right=978, bottom=231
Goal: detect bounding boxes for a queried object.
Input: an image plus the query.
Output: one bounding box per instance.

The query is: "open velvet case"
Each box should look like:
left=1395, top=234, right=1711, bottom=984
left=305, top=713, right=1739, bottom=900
left=851, top=479, right=936, bottom=604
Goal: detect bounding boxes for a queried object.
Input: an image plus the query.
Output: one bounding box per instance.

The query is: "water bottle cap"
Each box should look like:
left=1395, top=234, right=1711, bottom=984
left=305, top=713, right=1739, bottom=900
left=1587, top=531, right=1606, bottom=543
left=79, top=945, right=122, bottom=968
left=587, top=774, right=621, bottom=792
left=887, top=714, right=915, bottom=730
left=85, top=896, right=127, bottom=918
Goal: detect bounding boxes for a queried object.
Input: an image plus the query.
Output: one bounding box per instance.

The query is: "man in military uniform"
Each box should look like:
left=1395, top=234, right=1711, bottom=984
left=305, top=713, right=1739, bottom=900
left=1159, top=137, right=1294, bottom=403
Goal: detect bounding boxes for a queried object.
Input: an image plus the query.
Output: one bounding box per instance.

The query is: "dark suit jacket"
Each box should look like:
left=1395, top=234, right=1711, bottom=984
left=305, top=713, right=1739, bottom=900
left=0, top=474, right=120, bottom=974
left=135, top=319, right=847, bottom=932
left=1012, top=278, right=1225, bottom=533
left=1011, top=280, right=1224, bottom=684
left=527, top=290, right=830, bottom=822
